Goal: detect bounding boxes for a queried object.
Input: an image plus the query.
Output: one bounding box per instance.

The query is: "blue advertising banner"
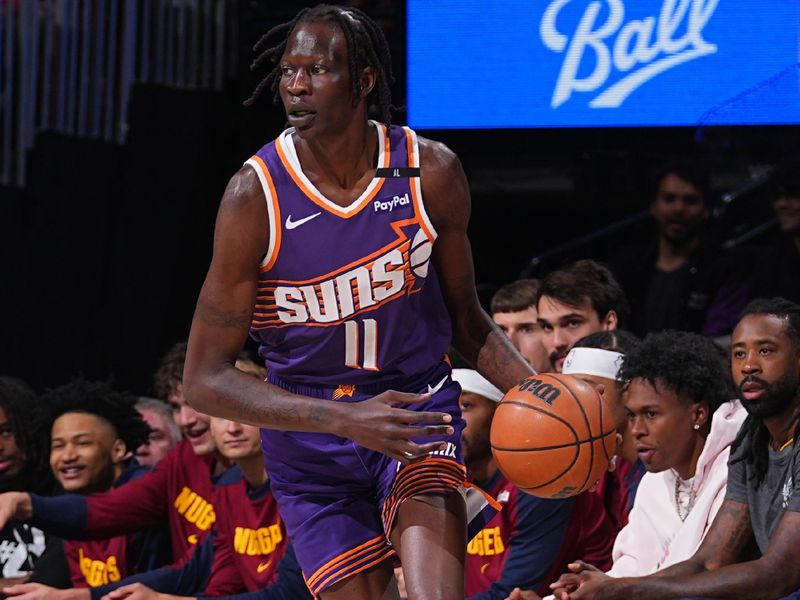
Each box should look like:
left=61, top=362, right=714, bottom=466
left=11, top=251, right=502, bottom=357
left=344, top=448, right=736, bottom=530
left=407, top=0, right=800, bottom=128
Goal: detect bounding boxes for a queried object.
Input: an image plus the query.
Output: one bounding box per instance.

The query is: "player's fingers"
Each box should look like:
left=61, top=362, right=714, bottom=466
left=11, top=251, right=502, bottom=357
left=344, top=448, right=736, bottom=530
left=380, top=390, right=430, bottom=404
left=393, top=423, right=454, bottom=439
left=397, top=441, right=447, bottom=463
left=568, top=560, right=592, bottom=572
left=550, top=573, right=581, bottom=588
left=394, top=407, right=452, bottom=424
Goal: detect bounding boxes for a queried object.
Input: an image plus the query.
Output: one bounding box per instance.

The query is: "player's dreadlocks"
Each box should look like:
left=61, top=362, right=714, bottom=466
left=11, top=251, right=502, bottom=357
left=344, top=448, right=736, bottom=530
left=243, top=4, right=395, bottom=124
left=42, top=378, right=151, bottom=455
left=730, top=297, right=800, bottom=487
left=0, top=377, right=54, bottom=494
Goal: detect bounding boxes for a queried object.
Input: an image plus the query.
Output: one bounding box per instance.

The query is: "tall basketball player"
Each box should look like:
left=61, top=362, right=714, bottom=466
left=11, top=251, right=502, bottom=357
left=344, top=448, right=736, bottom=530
left=184, top=5, right=533, bottom=599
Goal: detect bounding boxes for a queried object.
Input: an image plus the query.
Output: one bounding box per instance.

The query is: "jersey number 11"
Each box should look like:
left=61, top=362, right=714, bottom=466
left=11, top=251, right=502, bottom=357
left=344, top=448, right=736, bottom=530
left=345, top=319, right=378, bottom=370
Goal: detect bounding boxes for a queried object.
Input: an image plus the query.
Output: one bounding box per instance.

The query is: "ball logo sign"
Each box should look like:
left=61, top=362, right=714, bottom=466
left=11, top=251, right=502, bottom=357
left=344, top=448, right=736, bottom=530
left=540, top=0, right=719, bottom=108
left=407, top=0, right=800, bottom=127
left=517, top=378, right=561, bottom=406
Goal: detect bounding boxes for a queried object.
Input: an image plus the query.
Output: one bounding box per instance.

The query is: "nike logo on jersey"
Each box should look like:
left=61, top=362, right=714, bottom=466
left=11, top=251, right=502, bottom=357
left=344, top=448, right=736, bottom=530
left=285, top=212, right=322, bottom=229
left=427, top=376, right=448, bottom=395
left=257, top=558, right=273, bottom=574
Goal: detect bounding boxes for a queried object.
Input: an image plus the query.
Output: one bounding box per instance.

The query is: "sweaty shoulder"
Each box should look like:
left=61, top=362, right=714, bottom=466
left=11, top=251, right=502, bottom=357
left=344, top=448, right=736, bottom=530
left=417, top=136, right=470, bottom=231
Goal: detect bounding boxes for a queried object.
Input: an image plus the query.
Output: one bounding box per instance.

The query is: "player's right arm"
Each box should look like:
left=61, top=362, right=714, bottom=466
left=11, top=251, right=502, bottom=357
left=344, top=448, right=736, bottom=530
left=184, top=167, right=453, bottom=464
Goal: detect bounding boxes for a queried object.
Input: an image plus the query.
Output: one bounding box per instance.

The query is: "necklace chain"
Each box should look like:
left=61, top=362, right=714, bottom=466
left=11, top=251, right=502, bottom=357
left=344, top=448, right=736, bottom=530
left=674, top=475, right=697, bottom=522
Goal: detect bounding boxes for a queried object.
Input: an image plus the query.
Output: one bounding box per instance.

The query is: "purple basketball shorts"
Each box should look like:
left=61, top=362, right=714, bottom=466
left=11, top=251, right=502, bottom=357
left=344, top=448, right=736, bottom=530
left=261, top=361, right=465, bottom=595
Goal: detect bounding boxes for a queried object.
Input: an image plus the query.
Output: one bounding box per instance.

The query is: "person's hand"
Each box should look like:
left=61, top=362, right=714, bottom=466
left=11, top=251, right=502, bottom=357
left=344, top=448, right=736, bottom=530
left=0, top=492, right=33, bottom=529
left=339, top=391, right=454, bottom=465
left=549, top=560, right=610, bottom=599
left=101, top=584, right=173, bottom=600
left=504, top=587, right=541, bottom=600
left=3, top=583, right=88, bottom=600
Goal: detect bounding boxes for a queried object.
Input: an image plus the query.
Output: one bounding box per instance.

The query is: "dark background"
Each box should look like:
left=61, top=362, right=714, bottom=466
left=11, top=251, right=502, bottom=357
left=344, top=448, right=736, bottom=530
left=2, top=0, right=798, bottom=394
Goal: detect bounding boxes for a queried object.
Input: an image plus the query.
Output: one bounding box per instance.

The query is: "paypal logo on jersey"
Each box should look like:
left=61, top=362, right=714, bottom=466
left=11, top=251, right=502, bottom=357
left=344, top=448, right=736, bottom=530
left=374, top=193, right=410, bottom=213
left=407, top=0, right=800, bottom=127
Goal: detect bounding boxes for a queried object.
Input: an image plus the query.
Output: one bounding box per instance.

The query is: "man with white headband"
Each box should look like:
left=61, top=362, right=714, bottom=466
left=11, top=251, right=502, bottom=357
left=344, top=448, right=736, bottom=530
left=455, top=369, right=616, bottom=600
left=561, top=331, right=645, bottom=534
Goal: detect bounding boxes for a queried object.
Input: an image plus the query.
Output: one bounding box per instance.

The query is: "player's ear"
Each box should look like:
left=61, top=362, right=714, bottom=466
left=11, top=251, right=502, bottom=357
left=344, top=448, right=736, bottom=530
left=692, top=403, right=709, bottom=430
left=601, top=310, right=618, bottom=331
left=359, top=66, right=376, bottom=99
left=110, top=438, right=127, bottom=464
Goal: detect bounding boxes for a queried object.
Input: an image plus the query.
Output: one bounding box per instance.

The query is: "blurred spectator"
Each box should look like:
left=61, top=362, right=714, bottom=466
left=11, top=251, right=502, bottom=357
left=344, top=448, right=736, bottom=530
left=88, top=416, right=309, bottom=599
left=564, top=331, right=645, bottom=532
left=134, top=398, right=181, bottom=468
left=456, top=369, right=615, bottom=599
left=42, top=379, right=166, bottom=587
left=749, top=160, right=800, bottom=304
left=536, top=260, right=628, bottom=372
left=0, top=377, right=70, bottom=585
left=491, top=280, right=552, bottom=373
left=610, top=161, right=746, bottom=339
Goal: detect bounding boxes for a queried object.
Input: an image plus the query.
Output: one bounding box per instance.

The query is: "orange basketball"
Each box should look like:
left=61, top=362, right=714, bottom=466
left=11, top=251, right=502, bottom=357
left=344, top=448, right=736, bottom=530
left=490, top=373, right=617, bottom=499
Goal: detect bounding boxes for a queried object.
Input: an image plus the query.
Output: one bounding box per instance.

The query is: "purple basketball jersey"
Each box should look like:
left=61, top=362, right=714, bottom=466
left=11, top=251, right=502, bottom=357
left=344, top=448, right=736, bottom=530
left=246, top=122, right=452, bottom=385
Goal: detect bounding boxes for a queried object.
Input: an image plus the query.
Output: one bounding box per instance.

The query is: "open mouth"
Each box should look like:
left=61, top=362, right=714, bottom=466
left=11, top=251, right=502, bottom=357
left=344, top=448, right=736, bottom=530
left=58, top=466, right=85, bottom=479
left=740, top=380, right=766, bottom=401
left=636, top=447, right=655, bottom=462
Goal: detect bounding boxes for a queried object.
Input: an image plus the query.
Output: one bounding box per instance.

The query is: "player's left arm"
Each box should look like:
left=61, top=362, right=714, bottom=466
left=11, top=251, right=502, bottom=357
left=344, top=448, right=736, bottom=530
left=418, top=137, right=534, bottom=391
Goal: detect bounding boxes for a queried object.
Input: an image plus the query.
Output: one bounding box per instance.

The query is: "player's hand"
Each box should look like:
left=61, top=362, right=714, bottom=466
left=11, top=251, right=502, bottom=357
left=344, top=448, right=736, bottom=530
left=504, top=587, right=541, bottom=600
left=0, top=492, right=33, bottom=529
left=341, top=390, right=454, bottom=465
left=101, top=584, right=170, bottom=600
left=3, top=583, right=88, bottom=600
left=549, top=560, right=609, bottom=599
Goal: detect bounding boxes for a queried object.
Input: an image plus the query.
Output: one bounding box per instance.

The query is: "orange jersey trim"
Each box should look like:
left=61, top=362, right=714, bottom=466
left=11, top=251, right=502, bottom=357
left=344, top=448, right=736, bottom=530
left=275, top=124, right=391, bottom=219
left=248, top=155, right=282, bottom=272
left=306, top=535, right=385, bottom=589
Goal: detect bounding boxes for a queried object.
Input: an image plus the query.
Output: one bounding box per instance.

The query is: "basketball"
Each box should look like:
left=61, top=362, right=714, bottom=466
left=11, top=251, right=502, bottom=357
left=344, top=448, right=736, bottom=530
left=490, top=373, right=617, bottom=499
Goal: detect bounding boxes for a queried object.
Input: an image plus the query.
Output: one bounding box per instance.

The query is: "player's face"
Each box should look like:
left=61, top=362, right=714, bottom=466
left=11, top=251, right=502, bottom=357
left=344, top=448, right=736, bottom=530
left=209, top=416, right=263, bottom=461
left=0, top=407, right=26, bottom=481
left=574, top=374, right=626, bottom=433
left=135, top=408, right=178, bottom=468
left=650, top=174, right=708, bottom=245
left=773, top=194, right=800, bottom=234
left=624, top=378, right=706, bottom=477
left=460, top=392, right=496, bottom=468
left=168, top=384, right=215, bottom=456
left=732, top=314, right=800, bottom=418
left=50, top=413, right=125, bottom=495
left=279, top=21, right=368, bottom=139
left=537, top=296, right=616, bottom=372
left=493, top=308, right=552, bottom=373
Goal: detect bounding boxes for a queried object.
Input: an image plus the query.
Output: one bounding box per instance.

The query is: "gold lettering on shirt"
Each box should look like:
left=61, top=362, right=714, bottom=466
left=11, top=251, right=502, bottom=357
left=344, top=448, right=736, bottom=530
left=78, top=548, right=122, bottom=586
left=173, top=486, right=216, bottom=530
left=467, top=527, right=506, bottom=557
left=233, top=523, right=283, bottom=556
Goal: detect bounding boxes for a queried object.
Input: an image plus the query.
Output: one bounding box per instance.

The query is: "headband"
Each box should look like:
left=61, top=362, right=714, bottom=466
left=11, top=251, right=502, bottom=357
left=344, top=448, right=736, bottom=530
left=562, top=347, right=624, bottom=381
left=452, top=369, right=504, bottom=403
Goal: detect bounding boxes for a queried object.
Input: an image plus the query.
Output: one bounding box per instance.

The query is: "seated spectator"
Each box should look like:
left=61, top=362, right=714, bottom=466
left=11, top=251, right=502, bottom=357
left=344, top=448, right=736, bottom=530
left=562, top=331, right=645, bottom=531
left=535, top=300, right=797, bottom=600
left=43, top=379, right=164, bottom=587
left=0, top=377, right=70, bottom=585
left=609, top=160, right=746, bottom=339
left=544, top=330, right=745, bottom=599
left=134, top=398, right=181, bottom=468
left=536, top=260, right=628, bottom=372
left=749, top=160, right=800, bottom=305
left=490, top=279, right=552, bottom=373
left=456, top=369, right=616, bottom=600
left=0, top=342, right=228, bottom=571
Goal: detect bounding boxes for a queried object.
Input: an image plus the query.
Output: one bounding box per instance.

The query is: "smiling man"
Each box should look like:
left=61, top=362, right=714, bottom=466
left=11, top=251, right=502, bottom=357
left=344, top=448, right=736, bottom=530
left=609, top=161, right=746, bottom=339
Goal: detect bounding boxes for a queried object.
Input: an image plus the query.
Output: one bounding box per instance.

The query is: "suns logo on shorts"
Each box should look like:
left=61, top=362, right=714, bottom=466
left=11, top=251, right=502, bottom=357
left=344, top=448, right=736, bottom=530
left=332, top=385, right=356, bottom=400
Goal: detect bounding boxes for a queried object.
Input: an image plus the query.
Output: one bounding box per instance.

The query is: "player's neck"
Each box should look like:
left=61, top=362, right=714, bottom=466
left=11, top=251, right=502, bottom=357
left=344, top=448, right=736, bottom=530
left=656, top=235, right=699, bottom=271
left=294, top=119, right=376, bottom=190
left=674, top=428, right=708, bottom=480
left=764, top=397, right=800, bottom=451
left=212, top=451, right=231, bottom=477
left=236, top=454, right=269, bottom=489
left=469, top=456, right=498, bottom=484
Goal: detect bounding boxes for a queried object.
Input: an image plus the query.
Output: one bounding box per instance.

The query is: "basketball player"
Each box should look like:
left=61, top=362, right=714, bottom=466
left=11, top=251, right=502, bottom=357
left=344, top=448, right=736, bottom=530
left=542, top=298, right=800, bottom=600
left=536, top=261, right=629, bottom=372
left=182, top=5, right=533, bottom=599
